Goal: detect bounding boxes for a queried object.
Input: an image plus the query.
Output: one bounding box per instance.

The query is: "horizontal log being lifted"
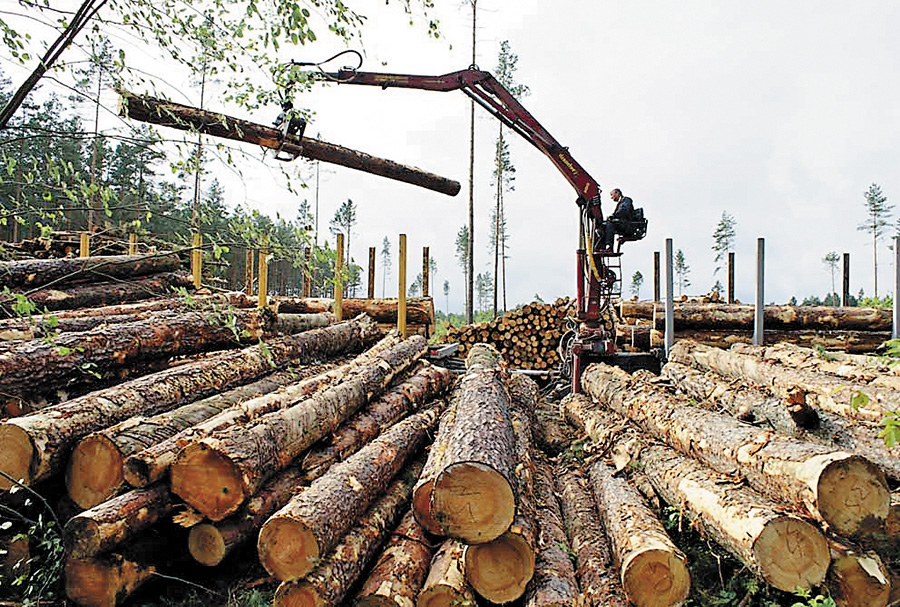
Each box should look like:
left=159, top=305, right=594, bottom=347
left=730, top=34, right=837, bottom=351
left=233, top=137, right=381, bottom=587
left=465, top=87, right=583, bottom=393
left=0, top=252, right=181, bottom=291
left=119, top=91, right=461, bottom=197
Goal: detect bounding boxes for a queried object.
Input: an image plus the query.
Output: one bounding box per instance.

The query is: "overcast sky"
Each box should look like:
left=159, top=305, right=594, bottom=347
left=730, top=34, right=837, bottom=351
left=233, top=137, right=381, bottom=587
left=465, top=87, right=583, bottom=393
left=8, top=1, right=900, bottom=313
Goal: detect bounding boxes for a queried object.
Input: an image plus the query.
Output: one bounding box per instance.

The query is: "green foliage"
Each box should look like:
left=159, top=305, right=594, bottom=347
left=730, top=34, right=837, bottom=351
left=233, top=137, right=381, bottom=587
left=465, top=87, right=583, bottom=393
left=711, top=211, right=736, bottom=276
left=880, top=411, right=900, bottom=448
left=790, top=589, right=836, bottom=607
left=674, top=248, right=691, bottom=296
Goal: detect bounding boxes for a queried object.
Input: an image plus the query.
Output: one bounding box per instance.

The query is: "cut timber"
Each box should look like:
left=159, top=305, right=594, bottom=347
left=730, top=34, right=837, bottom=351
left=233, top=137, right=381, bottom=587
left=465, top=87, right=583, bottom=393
left=272, top=462, right=423, bottom=607
left=0, top=252, right=181, bottom=290
left=257, top=405, right=439, bottom=581
left=523, top=452, right=580, bottom=607
left=172, top=335, right=426, bottom=521
left=16, top=271, right=193, bottom=312
left=417, top=540, right=475, bottom=607
left=0, top=315, right=377, bottom=489
left=586, top=459, right=691, bottom=607
left=532, top=393, right=578, bottom=457
left=555, top=462, right=628, bottom=607
left=354, top=509, right=435, bottom=607
left=411, top=400, right=458, bottom=535
left=582, top=362, right=891, bottom=538
left=731, top=342, right=898, bottom=385
left=275, top=297, right=435, bottom=326
left=125, top=332, right=401, bottom=487
left=465, top=373, right=538, bottom=604
left=431, top=343, right=516, bottom=544
left=119, top=91, right=461, bottom=197
left=828, top=540, right=891, bottom=607
left=654, top=329, right=892, bottom=355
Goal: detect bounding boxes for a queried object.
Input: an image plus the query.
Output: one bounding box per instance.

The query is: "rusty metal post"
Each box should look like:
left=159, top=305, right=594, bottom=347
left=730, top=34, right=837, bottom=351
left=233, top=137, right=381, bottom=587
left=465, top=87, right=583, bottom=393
left=842, top=253, right=850, bottom=307
left=303, top=248, right=312, bottom=297
left=653, top=251, right=660, bottom=303
left=258, top=236, right=269, bottom=309
left=128, top=233, right=138, bottom=255
left=80, top=233, right=90, bottom=258
left=728, top=252, right=735, bottom=304
left=398, top=234, right=407, bottom=337
left=368, top=246, right=376, bottom=299
left=192, top=232, right=202, bottom=289
left=245, top=248, right=254, bottom=296
left=423, top=246, right=430, bottom=297
left=335, top=233, right=344, bottom=321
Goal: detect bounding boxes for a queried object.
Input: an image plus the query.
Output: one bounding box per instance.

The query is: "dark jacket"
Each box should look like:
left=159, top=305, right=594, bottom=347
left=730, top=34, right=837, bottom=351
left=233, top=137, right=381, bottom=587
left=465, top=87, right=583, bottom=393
left=610, top=196, right=634, bottom=222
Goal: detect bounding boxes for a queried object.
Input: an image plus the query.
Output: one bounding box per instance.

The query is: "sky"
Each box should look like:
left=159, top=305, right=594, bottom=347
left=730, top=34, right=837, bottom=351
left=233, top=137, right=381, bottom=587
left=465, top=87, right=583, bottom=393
left=6, top=1, right=900, bottom=314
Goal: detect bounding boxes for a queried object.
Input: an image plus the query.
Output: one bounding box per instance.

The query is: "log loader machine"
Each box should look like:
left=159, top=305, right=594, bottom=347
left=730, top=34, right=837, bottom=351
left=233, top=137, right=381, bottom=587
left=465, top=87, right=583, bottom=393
left=285, top=55, right=649, bottom=392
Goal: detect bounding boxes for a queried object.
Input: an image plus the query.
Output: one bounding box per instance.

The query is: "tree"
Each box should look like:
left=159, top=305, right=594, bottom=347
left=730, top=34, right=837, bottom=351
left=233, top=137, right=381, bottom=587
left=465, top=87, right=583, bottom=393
left=443, top=279, right=450, bottom=314
left=408, top=273, right=423, bottom=298
left=464, top=0, right=479, bottom=325
left=823, top=251, right=840, bottom=305
left=455, top=225, right=470, bottom=290
left=329, top=198, right=357, bottom=262
left=711, top=211, right=736, bottom=277
left=858, top=183, right=893, bottom=298
left=475, top=272, right=493, bottom=313
left=630, top=271, right=644, bottom=298
left=380, top=236, right=391, bottom=297
left=674, top=249, right=691, bottom=296
left=711, top=279, right=723, bottom=295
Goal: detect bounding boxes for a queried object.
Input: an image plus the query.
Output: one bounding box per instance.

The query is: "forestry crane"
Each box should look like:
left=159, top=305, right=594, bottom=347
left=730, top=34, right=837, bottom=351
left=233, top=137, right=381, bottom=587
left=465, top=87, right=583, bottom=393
left=289, top=59, right=648, bottom=392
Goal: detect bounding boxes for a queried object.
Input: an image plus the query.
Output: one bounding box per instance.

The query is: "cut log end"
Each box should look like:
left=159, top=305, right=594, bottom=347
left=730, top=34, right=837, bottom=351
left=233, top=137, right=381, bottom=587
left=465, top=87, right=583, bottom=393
left=817, top=455, right=890, bottom=537
left=432, top=461, right=515, bottom=544
left=63, top=516, right=102, bottom=560
left=464, top=532, right=535, bottom=604
left=65, top=558, right=118, bottom=607
left=188, top=524, right=226, bottom=567
left=829, top=551, right=891, bottom=607
left=170, top=442, right=245, bottom=521
left=621, top=549, right=690, bottom=607
left=257, top=516, right=319, bottom=582
left=0, top=423, right=33, bottom=489
left=67, top=434, right=124, bottom=510
left=274, top=581, right=323, bottom=607
left=752, top=516, right=829, bottom=592
left=412, top=478, right=441, bottom=535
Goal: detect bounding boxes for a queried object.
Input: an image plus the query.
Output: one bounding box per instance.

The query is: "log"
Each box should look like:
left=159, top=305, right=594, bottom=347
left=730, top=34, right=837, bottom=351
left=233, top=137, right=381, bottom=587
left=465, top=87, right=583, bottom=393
left=272, top=462, right=424, bottom=607
left=532, top=393, right=578, bottom=457
left=554, top=463, right=628, bottom=607
left=523, top=452, right=580, bottom=607
left=411, top=398, right=457, bottom=536
left=828, top=540, right=891, bottom=607
left=417, top=540, right=476, bottom=607
left=15, top=271, right=194, bottom=312
left=657, top=329, right=892, bottom=354
left=118, top=91, right=461, bottom=197
left=172, top=335, right=426, bottom=521
left=0, top=252, right=181, bottom=290
left=731, top=341, right=899, bottom=385
left=257, top=404, right=439, bottom=581
left=586, top=459, right=691, bottom=607
left=274, top=297, right=435, bottom=326
left=431, top=344, right=516, bottom=544
left=583, top=362, right=892, bottom=538
left=0, top=315, right=378, bottom=489
left=354, top=509, right=435, bottom=607
left=0, top=533, right=29, bottom=583
left=124, top=332, right=402, bottom=487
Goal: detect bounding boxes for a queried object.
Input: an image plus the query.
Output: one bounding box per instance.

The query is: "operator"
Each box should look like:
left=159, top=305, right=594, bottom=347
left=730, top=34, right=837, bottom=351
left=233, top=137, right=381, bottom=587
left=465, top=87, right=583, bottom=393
left=602, top=188, right=635, bottom=251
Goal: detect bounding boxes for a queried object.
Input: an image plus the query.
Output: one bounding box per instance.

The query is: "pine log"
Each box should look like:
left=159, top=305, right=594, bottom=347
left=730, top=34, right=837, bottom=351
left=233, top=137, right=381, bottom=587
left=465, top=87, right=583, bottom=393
left=66, top=364, right=333, bottom=509
left=272, top=462, right=424, bottom=607
left=417, top=540, right=476, bottom=607
left=125, top=332, right=401, bottom=488
left=828, top=540, right=891, bottom=607
left=523, top=452, right=580, bottom=607
left=274, top=297, right=435, bottom=326
left=654, top=329, right=892, bottom=354
left=0, top=252, right=181, bottom=290
left=554, top=463, right=628, bottom=607
left=583, top=362, right=891, bottom=538
left=354, top=509, right=435, bottom=607
left=172, top=335, right=426, bottom=521
left=586, top=459, right=691, bottom=607
left=411, top=399, right=458, bottom=535
left=532, top=394, right=579, bottom=457
left=119, top=91, right=461, bottom=197
left=731, top=342, right=900, bottom=385
left=0, top=314, right=377, bottom=489
left=431, top=344, right=516, bottom=544
left=465, top=373, right=538, bottom=604
left=257, top=405, right=439, bottom=581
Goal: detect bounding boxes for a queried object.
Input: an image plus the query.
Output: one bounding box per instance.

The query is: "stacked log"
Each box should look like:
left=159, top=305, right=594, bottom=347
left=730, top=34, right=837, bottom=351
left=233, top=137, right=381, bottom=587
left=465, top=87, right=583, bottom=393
left=417, top=540, right=476, bottom=607
left=21, top=272, right=195, bottom=313
left=0, top=252, right=182, bottom=290
left=273, top=296, right=435, bottom=326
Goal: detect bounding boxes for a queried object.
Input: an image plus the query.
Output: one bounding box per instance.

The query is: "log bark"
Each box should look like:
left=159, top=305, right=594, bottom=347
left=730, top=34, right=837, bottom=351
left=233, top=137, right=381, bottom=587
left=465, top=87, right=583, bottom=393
left=828, top=540, right=891, bottom=607
left=273, top=296, right=435, bottom=326
left=172, top=335, right=426, bottom=521
left=354, top=509, right=435, bottom=607
left=657, top=329, right=892, bottom=354
left=582, top=361, right=891, bottom=538
left=119, top=91, right=461, bottom=197
left=272, top=462, right=424, bottom=607
left=417, top=540, right=475, bottom=607
left=125, top=332, right=401, bottom=488
left=0, top=315, right=378, bottom=489
left=0, top=252, right=181, bottom=290
left=411, top=399, right=458, bottom=536
left=431, top=344, right=516, bottom=544
left=523, top=452, right=580, bottom=607
left=731, top=342, right=900, bottom=385
left=13, top=271, right=194, bottom=312
left=586, top=459, right=691, bottom=607
left=257, top=404, right=439, bottom=581
left=532, top=393, right=579, bottom=457
left=554, top=463, right=628, bottom=607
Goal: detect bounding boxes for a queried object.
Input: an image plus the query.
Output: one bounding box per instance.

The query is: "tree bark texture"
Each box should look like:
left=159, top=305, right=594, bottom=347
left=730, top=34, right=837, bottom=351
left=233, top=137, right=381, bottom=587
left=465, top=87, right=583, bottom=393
left=257, top=405, right=439, bottom=581
left=119, top=92, right=461, bottom=197
left=274, top=297, right=435, bottom=326
left=0, top=252, right=182, bottom=290
left=654, top=329, right=892, bottom=354
left=417, top=540, right=476, bottom=607
left=412, top=400, right=458, bottom=536
left=354, top=509, right=435, bottom=607
left=0, top=314, right=378, bottom=489
left=171, top=335, right=426, bottom=521
left=554, top=463, right=628, bottom=607
left=523, top=452, right=580, bottom=607
left=272, top=462, right=424, bottom=607
left=586, top=459, right=691, bottom=607
left=532, top=392, right=579, bottom=457
left=827, top=540, right=891, bottom=607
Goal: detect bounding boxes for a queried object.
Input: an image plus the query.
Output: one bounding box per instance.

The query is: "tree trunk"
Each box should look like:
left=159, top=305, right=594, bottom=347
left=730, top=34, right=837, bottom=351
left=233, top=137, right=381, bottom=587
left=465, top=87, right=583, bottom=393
left=523, top=452, right=580, bottom=607
left=0, top=252, right=181, bottom=290
left=417, top=540, right=475, bottom=607
left=16, top=272, right=194, bottom=312
left=827, top=540, right=891, bottom=607
left=432, top=344, right=516, bottom=544
left=656, top=329, right=892, bottom=354
left=272, top=462, right=424, bottom=607
left=582, top=361, right=891, bottom=538
left=257, top=405, right=439, bottom=581
left=412, top=401, right=458, bottom=536
left=274, top=296, right=435, bottom=326
left=531, top=392, right=578, bottom=457
left=124, top=332, right=401, bottom=488
left=0, top=315, right=378, bottom=489
left=586, top=459, right=691, bottom=607
left=354, top=509, right=435, bottom=607
left=554, top=463, right=628, bottom=607
left=171, top=336, right=426, bottom=521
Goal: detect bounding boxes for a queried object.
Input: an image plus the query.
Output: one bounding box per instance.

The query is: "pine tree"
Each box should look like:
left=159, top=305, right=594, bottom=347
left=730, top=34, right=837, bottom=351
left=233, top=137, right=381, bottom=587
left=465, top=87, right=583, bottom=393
left=674, top=249, right=691, bottom=296
left=380, top=236, right=392, bottom=297
left=443, top=279, right=450, bottom=314
left=711, top=211, right=736, bottom=277
left=858, top=183, right=893, bottom=298
left=630, top=271, right=644, bottom=298
left=455, top=225, right=470, bottom=292
left=822, top=251, right=840, bottom=305
left=329, top=198, right=357, bottom=262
